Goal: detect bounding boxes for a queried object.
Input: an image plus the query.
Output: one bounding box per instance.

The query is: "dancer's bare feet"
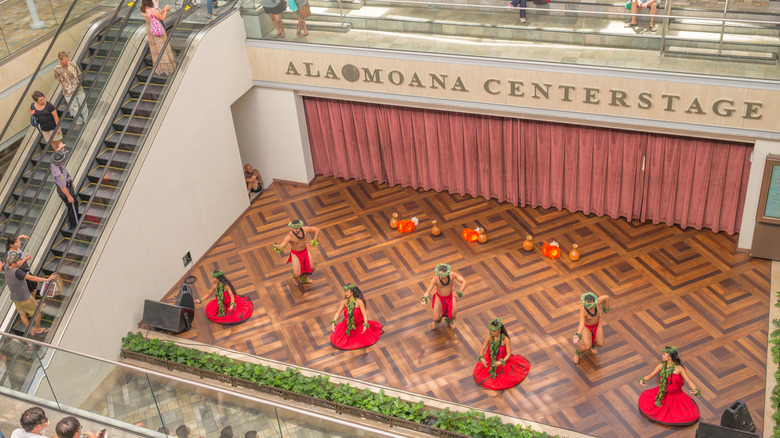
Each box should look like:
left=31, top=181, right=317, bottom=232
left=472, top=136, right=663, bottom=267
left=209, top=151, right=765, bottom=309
left=573, top=353, right=580, bottom=364
left=430, top=320, right=437, bottom=330
left=591, top=347, right=598, bottom=354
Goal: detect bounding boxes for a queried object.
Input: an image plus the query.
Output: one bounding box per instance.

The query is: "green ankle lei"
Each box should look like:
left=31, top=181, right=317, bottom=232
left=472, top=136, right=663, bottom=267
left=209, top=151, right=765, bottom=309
left=655, top=362, right=676, bottom=407
left=488, top=334, right=505, bottom=378
left=215, top=283, right=226, bottom=317
left=345, top=298, right=357, bottom=336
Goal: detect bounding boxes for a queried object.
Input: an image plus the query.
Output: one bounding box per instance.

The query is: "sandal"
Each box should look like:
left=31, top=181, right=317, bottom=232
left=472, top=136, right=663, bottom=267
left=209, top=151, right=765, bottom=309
left=649, top=25, right=657, bottom=32
left=624, top=22, right=637, bottom=28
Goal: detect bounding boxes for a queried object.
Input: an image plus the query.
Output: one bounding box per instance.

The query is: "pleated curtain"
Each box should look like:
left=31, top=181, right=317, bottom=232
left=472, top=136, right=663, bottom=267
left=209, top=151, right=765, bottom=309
left=302, top=97, right=751, bottom=235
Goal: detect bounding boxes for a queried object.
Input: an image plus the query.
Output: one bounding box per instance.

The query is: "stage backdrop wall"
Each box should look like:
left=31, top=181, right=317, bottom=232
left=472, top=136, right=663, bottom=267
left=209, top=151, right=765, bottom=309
left=303, top=97, right=751, bottom=235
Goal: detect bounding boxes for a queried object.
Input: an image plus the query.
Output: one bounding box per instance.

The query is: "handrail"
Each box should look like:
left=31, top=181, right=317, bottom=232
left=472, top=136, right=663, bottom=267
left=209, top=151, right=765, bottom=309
left=348, top=0, right=780, bottom=27
left=0, top=0, right=138, bottom=243
left=0, top=0, right=80, bottom=146
left=0, top=331, right=408, bottom=438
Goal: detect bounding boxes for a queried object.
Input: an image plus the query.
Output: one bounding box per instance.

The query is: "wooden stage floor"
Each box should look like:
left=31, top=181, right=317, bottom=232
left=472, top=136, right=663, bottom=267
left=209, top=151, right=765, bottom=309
left=162, top=176, right=771, bottom=438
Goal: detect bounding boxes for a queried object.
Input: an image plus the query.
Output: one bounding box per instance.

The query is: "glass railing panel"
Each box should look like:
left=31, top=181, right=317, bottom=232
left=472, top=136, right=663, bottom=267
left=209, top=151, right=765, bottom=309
left=0, top=332, right=402, bottom=438
left=242, top=0, right=780, bottom=80
left=0, top=0, right=119, bottom=62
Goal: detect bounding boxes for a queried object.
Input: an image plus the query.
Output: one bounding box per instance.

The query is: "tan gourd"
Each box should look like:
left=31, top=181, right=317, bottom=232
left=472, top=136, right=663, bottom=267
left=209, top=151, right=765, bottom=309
left=477, top=227, right=488, bottom=243
left=522, top=235, right=534, bottom=251
left=431, top=220, right=442, bottom=236
left=389, top=212, right=399, bottom=229
left=569, top=244, right=581, bottom=261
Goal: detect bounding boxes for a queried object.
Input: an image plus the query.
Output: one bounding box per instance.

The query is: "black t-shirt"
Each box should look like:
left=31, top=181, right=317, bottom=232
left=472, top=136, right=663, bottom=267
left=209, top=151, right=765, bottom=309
left=33, top=102, right=57, bottom=131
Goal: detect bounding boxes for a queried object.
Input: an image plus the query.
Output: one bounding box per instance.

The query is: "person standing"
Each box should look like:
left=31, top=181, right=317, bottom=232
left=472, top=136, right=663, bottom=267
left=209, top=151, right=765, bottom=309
left=571, top=291, right=611, bottom=364
left=420, top=263, right=468, bottom=330
left=10, top=406, right=50, bottom=438
left=638, top=346, right=701, bottom=426
left=55, top=417, right=100, bottom=438
left=4, top=253, right=55, bottom=335
left=50, top=150, right=80, bottom=231
left=261, top=0, right=287, bottom=38
left=508, top=0, right=528, bottom=23
left=29, top=91, right=65, bottom=151
left=7, top=234, right=39, bottom=294
left=289, top=0, right=309, bottom=37
left=140, top=0, right=176, bottom=76
left=53, top=51, right=89, bottom=126
left=273, top=219, right=320, bottom=284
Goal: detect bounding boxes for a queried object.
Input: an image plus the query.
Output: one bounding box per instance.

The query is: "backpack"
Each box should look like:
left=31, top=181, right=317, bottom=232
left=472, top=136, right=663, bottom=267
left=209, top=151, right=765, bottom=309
left=30, top=103, right=40, bottom=130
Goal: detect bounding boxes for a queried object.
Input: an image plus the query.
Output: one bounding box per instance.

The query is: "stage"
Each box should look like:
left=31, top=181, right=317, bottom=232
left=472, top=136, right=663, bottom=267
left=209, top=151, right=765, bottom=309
left=162, top=176, right=770, bottom=438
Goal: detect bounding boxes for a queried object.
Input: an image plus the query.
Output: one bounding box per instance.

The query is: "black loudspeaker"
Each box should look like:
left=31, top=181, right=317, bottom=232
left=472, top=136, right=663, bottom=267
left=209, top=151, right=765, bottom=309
left=721, top=400, right=756, bottom=432
left=696, top=422, right=758, bottom=438
left=142, top=300, right=194, bottom=333
left=175, top=283, right=195, bottom=310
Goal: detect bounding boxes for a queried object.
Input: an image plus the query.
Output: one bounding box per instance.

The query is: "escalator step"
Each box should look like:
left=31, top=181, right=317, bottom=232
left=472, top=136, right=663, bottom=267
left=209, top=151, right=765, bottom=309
left=51, top=237, right=94, bottom=260
left=135, top=66, right=169, bottom=85
left=79, top=182, right=120, bottom=205
left=112, top=114, right=151, bottom=134
left=96, top=147, right=136, bottom=168
left=120, top=98, right=156, bottom=118
left=103, top=131, right=143, bottom=150
left=88, top=165, right=124, bottom=186
left=128, top=82, right=166, bottom=100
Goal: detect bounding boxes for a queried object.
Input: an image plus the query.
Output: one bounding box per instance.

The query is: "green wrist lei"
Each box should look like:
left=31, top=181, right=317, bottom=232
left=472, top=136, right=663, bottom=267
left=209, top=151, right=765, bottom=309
left=601, top=306, right=611, bottom=314
left=573, top=332, right=582, bottom=339
left=455, top=290, right=462, bottom=297
left=330, top=319, right=336, bottom=325
left=272, top=243, right=282, bottom=254
left=363, top=322, right=369, bottom=328
left=639, top=377, right=646, bottom=384
left=309, top=239, right=319, bottom=247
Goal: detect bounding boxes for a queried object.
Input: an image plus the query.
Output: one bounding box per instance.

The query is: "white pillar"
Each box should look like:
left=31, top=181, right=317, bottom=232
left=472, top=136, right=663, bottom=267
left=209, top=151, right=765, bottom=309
left=25, top=0, right=46, bottom=29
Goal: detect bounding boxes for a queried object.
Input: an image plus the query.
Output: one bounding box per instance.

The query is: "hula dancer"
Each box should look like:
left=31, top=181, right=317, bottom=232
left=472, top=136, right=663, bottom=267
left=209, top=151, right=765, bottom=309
left=638, top=346, right=701, bottom=426
left=273, top=219, right=320, bottom=284
left=473, top=318, right=530, bottom=390
left=571, top=292, right=611, bottom=364
left=195, top=269, right=253, bottom=325
left=329, top=284, right=383, bottom=350
left=420, top=263, right=468, bottom=330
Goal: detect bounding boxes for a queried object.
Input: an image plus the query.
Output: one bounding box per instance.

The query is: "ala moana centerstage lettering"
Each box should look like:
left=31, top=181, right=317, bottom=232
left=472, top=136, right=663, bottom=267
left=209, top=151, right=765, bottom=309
left=285, top=61, right=763, bottom=120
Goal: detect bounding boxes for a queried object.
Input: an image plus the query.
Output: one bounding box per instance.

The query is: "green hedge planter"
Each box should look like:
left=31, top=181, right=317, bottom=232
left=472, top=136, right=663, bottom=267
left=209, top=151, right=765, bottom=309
left=121, top=332, right=556, bottom=438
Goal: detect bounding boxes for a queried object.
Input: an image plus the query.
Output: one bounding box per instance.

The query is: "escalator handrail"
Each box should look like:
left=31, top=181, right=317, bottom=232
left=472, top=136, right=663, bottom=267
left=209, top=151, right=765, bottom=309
left=0, top=0, right=81, bottom=148
left=0, top=0, right=140, bottom=243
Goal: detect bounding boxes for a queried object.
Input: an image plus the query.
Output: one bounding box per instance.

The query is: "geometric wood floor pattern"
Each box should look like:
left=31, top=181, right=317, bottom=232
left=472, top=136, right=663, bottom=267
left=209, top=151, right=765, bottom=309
left=162, top=176, right=771, bottom=438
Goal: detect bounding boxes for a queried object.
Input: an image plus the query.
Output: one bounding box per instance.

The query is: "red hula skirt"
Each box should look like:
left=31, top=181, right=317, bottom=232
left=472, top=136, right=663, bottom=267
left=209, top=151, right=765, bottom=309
left=638, top=373, right=700, bottom=426
left=287, top=247, right=312, bottom=275
left=473, top=345, right=530, bottom=390
left=330, top=307, right=383, bottom=350
left=432, top=292, right=453, bottom=319
left=205, top=291, right=253, bottom=325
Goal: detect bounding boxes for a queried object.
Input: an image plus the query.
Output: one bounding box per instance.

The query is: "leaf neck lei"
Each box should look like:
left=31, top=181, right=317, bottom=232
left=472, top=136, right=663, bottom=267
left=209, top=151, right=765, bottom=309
left=655, top=362, right=676, bottom=407
left=345, top=298, right=357, bottom=336
left=439, top=275, right=450, bottom=286
left=292, top=228, right=305, bottom=240
left=488, top=333, right=505, bottom=378
left=215, top=282, right=226, bottom=317
left=585, top=306, right=598, bottom=317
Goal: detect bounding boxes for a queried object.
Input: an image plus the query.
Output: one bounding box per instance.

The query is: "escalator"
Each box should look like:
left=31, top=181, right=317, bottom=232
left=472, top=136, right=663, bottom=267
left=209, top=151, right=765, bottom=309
left=8, top=10, right=208, bottom=338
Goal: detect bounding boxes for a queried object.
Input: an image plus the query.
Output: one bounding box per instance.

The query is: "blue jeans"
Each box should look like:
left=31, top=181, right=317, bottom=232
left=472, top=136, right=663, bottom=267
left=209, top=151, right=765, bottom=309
left=510, top=0, right=527, bottom=18
left=207, top=0, right=213, bottom=15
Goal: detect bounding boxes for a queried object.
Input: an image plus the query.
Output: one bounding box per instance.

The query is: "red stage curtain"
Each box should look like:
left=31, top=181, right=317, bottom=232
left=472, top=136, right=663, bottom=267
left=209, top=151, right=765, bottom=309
left=640, top=135, right=751, bottom=234
left=303, top=97, right=750, bottom=234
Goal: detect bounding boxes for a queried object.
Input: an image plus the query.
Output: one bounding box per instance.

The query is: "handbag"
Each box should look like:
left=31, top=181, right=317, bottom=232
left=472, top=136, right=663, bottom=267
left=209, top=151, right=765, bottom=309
left=29, top=104, right=40, bottom=131
left=625, top=0, right=632, bottom=8
left=299, top=3, right=311, bottom=18
left=149, top=13, right=165, bottom=37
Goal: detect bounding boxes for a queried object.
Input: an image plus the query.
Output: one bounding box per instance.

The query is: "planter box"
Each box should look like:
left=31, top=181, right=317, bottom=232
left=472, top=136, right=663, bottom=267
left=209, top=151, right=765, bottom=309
left=235, top=378, right=260, bottom=391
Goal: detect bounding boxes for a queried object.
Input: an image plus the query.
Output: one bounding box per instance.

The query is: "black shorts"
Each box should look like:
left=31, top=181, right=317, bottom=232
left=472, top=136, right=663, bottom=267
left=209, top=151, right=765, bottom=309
left=265, top=0, right=286, bottom=15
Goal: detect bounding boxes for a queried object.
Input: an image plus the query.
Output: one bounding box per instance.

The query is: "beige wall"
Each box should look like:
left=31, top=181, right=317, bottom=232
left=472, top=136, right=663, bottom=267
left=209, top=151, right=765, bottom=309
left=57, top=12, right=253, bottom=359
left=231, top=87, right=314, bottom=186
left=247, top=45, right=779, bottom=135
left=739, top=139, right=780, bottom=251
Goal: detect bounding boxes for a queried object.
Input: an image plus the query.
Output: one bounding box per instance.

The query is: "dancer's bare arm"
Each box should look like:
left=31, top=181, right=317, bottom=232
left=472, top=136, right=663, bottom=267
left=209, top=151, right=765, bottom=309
left=678, top=366, right=701, bottom=396
left=640, top=364, right=663, bottom=386
left=357, top=299, right=369, bottom=333
left=330, top=300, right=346, bottom=330
left=421, top=277, right=437, bottom=305
left=304, top=225, right=320, bottom=243
left=196, top=282, right=218, bottom=304
left=453, top=272, right=468, bottom=294
left=478, top=336, right=490, bottom=365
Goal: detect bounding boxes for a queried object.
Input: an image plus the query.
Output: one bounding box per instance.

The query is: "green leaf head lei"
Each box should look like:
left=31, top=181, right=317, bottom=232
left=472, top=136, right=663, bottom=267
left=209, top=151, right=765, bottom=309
left=580, top=292, right=598, bottom=309
left=662, top=346, right=677, bottom=354
left=489, top=318, right=503, bottom=331
left=434, top=263, right=451, bottom=278
left=288, top=220, right=304, bottom=229
left=343, top=283, right=357, bottom=291
left=211, top=270, right=225, bottom=278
